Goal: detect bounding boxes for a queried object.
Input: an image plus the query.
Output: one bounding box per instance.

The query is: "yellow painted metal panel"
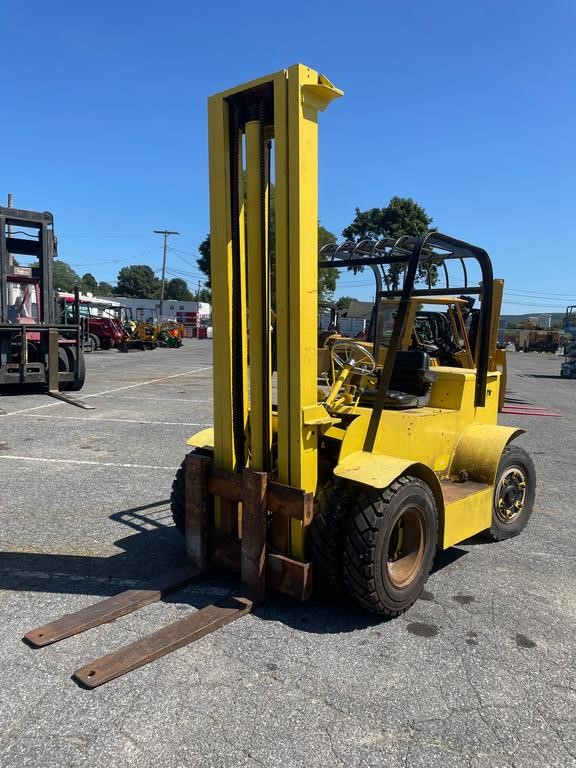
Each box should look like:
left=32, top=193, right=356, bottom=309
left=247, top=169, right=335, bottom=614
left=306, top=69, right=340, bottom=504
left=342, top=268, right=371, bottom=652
left=186, top=428, right=215, bottom=450
left=442, top=487, right=493, bottom=548
left=334, top=451, right=415, bottom=488
left=450, top=424, right=524, bottom=484
left=287, top=64, right=320, bottom=499
left=273, top=71, right=291, bottom=486
left=339, top=409, right=463, bottom=477
left=285, top=64, right=342, bottom=558
left=207, top=95, right=235, bottom=472
left=488, top=279, right=504, bottom=369
left=208, top=96, right=249, bottom=477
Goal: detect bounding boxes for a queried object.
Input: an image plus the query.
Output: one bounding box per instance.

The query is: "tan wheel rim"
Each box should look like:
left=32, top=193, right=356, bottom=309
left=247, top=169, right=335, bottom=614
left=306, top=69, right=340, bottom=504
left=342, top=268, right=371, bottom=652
left=495, top=466, right=528, bottom=524
left=387, top=505, right=426, bottom=588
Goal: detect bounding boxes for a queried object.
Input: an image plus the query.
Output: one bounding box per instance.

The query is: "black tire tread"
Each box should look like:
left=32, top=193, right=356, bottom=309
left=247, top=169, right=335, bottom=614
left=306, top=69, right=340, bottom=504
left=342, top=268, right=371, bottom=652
left=307, top=480, right=350, bottom=593
left=343, top=476, right=436, bottom=617
left=170, top=461, right=186, bottom=534
left=170, top=448, right=212, bottom=535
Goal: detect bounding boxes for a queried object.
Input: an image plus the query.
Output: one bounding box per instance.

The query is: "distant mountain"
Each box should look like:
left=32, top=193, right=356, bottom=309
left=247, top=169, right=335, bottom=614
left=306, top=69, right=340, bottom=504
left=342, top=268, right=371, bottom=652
left=499, top=312, right=565, bottom=330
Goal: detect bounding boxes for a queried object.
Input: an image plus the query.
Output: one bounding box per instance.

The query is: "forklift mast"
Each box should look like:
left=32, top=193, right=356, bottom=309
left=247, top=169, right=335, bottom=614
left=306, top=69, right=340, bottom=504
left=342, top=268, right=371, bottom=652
left=0, top=207, right=57, bottom=324
left=0, top=206, right=88, bottom=396
left=208, top=65, right=342, bottom=559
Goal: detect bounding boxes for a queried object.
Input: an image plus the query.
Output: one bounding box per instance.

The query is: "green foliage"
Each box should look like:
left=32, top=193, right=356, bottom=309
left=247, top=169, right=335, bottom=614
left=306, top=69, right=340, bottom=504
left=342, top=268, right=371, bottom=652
left=318, top=224, right=338, bottom=304
left=114, top=265, right=161, bottom=298
left=165, top=277, right=193, bottom=301
left=197, top=221, right=339, bottom=305
left=197, top=235, right=211, bottom=288
left=335, top=296, right=356, bottom=311
left=51, top=260, right=83, bottom=292
left=96, top=281, right=114, bottom=296
left=342, top=196, right=435, bottom=288
left=81, top=272, right=98, bottom=293
left=342, top=196, right=433, bottom=241
left=197, top=287, right=211, bottom=302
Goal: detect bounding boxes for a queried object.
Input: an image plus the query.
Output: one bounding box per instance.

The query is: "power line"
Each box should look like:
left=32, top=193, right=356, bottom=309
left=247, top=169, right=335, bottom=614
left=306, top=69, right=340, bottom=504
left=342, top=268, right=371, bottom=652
left=167, top=246, right=201, bottom=269
left=68, top=246, right=163, bottom=268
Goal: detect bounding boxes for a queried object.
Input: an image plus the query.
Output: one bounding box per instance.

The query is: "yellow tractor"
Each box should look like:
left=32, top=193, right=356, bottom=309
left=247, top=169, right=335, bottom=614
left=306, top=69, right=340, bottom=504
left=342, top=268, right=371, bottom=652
left=25, top=64, right=535, bottom=686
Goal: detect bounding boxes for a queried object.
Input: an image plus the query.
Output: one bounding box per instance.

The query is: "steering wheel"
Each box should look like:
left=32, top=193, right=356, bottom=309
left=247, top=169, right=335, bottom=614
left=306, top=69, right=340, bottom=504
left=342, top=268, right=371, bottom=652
left=330, top=341, right=376, bottom=375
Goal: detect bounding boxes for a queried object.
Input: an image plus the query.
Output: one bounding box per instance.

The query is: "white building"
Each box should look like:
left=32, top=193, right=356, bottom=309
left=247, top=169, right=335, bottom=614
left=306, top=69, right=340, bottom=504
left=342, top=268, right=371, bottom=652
left=104, top=296, right=211, bottom=323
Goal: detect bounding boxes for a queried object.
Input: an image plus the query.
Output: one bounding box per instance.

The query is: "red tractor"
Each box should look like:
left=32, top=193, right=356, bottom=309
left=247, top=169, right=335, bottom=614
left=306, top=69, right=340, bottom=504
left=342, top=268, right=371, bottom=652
left=59, top=295, right=128, bottom=351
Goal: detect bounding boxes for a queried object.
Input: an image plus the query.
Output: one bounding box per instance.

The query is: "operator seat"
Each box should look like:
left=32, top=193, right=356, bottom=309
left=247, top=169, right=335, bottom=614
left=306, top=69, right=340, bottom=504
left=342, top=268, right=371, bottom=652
left=360, top=349, right=435, bottom=408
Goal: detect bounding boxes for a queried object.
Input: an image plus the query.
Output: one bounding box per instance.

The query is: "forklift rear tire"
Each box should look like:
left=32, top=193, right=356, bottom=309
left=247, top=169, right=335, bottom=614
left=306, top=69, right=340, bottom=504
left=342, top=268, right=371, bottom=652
left=343, top=476, right=437, bottom=617
left=170, top=449, right=213, bottom=535
left=486, top=444, right=536, bottom=541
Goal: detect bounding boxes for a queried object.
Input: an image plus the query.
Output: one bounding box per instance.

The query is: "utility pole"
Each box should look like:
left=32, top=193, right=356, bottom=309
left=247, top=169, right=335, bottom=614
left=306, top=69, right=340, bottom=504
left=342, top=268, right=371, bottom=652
left=7, top=193, right=13, bottom=266
left=196, top=280, right=201, bottom=337
left=153, top=229, right=179, bottom=320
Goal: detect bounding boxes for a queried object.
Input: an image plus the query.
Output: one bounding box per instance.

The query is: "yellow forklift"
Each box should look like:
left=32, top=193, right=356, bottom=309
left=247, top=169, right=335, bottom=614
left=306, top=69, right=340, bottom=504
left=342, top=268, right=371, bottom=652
left=25, top=64, right=535, bottom=686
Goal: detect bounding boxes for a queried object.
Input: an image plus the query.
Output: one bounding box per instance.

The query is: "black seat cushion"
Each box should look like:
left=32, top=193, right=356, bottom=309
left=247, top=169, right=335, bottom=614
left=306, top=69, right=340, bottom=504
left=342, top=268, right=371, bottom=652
left=388, top=350, right=430, bottom=397
left=359, top=350, right=433, bottom=409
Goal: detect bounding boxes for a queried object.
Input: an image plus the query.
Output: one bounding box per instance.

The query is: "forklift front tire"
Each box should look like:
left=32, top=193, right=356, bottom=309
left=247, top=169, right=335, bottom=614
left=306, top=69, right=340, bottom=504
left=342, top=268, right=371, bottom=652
left=486, top=444, right=536, bottom=541
left=307, top=480, right=349, bottom=593
left=343, top=477, right=438, bottom=617
left=170, top=449, right=213, bottom=535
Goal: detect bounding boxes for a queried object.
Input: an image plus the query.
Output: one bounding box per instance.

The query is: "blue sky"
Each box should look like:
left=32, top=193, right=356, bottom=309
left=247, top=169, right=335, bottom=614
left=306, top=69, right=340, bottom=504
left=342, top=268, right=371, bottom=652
left=2, top=1, right=575, bottom=315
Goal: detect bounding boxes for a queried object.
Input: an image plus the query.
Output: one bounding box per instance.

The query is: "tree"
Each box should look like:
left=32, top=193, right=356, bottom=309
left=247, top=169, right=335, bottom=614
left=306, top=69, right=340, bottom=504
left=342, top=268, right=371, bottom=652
left=114, top=265, right=161, bottom=298
left=97, top=281, right=114, bottom=296
left=81, top=272, right=98, bottom=293
left=197, top=221, right=339, bottom=305
left=51, top=260, right=83, bottom=292
left=342, top=196, right=433, bottom=241
left=342, top=197, right=435, bottom=289
left=318, top=224, right=338, bottom=304
left=197, top=236, right=211, bottom=288
left=165, top=278, right=193, bottom=301
left=335, top=296, right=356, bottom=311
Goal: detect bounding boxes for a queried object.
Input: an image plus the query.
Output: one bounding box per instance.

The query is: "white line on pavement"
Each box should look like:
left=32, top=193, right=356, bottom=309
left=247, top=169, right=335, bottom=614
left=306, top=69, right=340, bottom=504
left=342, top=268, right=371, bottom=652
left=32, top=416, right=210, bottom=426
left=87, top=395, right=211, bottom=403
left=1, top=366, right=213, bottom=416
left=0, top=455, right=178, bottom=470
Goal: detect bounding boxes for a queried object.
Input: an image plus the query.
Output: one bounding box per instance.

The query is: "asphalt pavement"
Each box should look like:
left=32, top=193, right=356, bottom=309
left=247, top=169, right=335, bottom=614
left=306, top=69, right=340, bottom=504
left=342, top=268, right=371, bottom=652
left=0, top=343, right=575, bottom=768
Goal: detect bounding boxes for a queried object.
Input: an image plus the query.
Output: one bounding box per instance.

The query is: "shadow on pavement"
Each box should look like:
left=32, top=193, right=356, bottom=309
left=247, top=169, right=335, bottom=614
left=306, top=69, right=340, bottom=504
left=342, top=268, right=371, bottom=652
left=3, top=499, right=471, bottom=638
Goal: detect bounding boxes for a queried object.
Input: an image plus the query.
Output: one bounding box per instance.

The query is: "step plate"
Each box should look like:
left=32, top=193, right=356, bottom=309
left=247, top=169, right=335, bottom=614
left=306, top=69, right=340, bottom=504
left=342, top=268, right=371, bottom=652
left=23, top=565, right=200, bottom=647
left=73, top=595, right=253, bottom=688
